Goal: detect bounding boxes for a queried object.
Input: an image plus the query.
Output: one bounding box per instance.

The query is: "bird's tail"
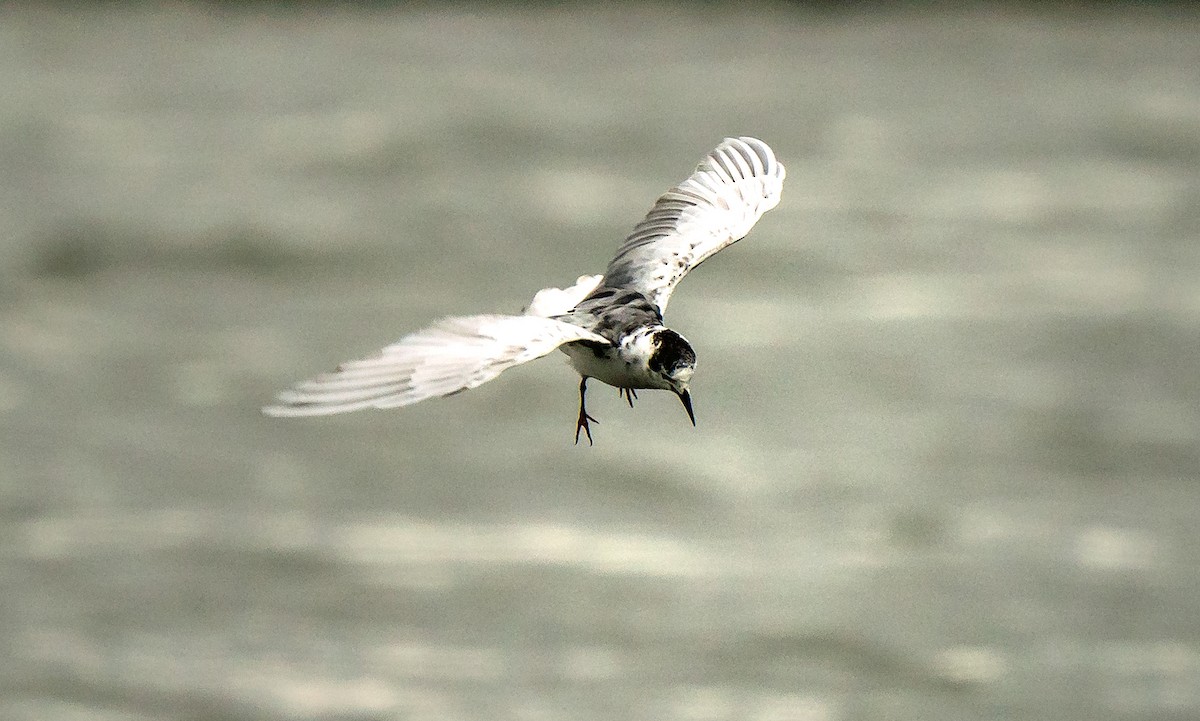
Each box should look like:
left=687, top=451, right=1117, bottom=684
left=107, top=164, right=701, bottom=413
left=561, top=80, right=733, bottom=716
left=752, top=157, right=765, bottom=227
left=524, top=274, right=603, bottom=318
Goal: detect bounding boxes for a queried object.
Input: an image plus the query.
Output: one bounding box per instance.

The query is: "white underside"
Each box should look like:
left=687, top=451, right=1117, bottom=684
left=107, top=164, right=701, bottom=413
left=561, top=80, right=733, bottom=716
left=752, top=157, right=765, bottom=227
left=559, top=340, right=670, bottom=391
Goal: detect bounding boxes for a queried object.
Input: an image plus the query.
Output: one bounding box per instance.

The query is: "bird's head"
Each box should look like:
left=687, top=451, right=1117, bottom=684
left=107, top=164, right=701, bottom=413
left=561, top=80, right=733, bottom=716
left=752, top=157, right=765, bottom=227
left=648, top=328, right=697, bottom=425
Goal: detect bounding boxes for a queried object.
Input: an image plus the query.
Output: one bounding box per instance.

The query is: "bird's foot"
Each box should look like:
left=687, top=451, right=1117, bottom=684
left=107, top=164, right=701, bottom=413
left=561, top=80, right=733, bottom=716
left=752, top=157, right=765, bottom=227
left=575, top=409, right=599, bottom=445
left=618, top=387, right=638, bottom=408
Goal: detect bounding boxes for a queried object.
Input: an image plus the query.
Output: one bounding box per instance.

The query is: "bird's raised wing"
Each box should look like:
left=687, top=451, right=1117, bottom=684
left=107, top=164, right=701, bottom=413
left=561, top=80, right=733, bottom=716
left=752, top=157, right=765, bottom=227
left=598, top=137, right=785, bottom=314
left=263, top=314, right=609, bottom=417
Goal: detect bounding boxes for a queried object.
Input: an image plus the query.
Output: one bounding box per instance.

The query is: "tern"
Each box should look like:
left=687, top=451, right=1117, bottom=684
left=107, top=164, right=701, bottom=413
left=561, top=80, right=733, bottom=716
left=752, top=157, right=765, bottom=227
left=264, top=136, right=785, bottom=444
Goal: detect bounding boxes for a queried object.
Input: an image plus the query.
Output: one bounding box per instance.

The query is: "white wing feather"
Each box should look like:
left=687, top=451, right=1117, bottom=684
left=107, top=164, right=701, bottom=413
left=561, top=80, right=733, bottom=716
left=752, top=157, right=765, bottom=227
left=263, top=314, right=609, bottom=417
left=599, top=137, right=785, bottom=313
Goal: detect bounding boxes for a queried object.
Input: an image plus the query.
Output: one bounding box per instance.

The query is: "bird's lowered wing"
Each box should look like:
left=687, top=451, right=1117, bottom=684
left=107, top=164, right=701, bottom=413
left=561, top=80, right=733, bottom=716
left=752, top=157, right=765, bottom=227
left=598, top=137, right=785, bottom=314
left=263, top=314, right=609, bottom=417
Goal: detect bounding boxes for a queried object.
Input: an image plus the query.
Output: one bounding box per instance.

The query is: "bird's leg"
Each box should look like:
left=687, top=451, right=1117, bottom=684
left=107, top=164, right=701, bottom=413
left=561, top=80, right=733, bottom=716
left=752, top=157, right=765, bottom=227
left=618, top=387, right=638, bottom=408
left=575, top=377, right=599, bottom=445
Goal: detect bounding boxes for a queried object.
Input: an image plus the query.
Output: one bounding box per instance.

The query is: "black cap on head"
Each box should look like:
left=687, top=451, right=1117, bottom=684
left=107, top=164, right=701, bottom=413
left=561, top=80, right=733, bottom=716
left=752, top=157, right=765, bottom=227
left=648, top=329, right=696, bottom=375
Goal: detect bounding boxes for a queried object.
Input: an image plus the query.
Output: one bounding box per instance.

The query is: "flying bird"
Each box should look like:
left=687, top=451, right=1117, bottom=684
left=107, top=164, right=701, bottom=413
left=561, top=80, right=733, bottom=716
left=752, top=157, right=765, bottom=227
left=264, top=137, right=785, bottom=444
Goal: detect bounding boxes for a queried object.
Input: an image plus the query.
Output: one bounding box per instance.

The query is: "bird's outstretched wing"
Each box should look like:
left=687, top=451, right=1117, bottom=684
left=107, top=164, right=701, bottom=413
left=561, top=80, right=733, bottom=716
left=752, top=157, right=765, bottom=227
left=263, top=314, right=609, bottom=417
left=597, top=136, right=785, bottom=314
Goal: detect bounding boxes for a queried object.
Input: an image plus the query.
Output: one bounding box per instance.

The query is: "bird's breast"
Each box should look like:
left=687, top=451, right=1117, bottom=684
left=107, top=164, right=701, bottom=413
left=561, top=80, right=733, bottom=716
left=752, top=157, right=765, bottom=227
left=560, top=342, right=666, bottom=390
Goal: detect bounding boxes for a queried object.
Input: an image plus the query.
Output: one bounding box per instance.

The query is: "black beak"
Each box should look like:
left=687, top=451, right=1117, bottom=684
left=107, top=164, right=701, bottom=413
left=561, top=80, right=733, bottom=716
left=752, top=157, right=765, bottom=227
left=678, top=390, right=696, bottom=426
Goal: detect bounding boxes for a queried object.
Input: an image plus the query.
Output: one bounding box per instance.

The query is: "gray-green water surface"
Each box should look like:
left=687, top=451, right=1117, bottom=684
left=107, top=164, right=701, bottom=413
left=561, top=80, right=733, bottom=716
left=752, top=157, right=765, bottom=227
left=3, top=4, right=1200, bottom=720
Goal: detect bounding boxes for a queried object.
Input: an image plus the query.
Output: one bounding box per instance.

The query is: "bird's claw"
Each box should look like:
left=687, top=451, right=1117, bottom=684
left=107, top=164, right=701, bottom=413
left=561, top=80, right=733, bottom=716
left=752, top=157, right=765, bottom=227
left=574, top=411, right=599, bottom=445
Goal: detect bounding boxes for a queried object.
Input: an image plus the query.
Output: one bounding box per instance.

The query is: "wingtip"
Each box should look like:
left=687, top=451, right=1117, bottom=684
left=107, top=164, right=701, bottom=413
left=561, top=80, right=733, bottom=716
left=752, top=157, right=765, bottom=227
left=724, top=136, right=784, bottom=177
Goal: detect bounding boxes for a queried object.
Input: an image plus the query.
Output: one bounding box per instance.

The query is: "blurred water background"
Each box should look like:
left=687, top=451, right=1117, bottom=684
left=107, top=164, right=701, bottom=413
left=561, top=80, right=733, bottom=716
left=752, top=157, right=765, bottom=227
left=3, top=3, right=1200, bottom=720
